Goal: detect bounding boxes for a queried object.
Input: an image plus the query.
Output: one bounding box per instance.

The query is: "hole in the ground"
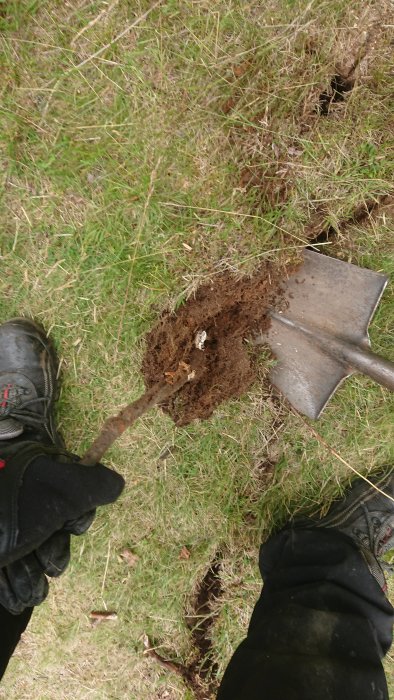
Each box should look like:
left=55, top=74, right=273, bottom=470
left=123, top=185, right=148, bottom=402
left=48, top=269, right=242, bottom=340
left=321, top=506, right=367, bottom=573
left=316, top=73, right=355, bottom=115
left=307, top=223, right=336, bottom=246
left=307, top=198, right=386, bottom=248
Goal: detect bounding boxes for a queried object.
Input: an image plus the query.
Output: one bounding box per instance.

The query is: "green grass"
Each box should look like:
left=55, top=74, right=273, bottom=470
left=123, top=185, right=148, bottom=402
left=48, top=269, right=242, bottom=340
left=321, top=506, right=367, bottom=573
left=0, top=1, right=393, bottom=698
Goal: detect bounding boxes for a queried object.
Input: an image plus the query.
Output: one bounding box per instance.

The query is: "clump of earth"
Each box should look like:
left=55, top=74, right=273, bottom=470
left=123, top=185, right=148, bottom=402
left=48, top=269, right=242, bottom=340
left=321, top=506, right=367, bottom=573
left=142, top=261, right=288, bottom=425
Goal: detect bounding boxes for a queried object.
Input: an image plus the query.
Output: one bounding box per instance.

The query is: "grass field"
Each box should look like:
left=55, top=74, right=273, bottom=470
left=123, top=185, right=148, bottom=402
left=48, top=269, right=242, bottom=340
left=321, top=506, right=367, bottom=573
left=0, top=1, right=393, bottom=698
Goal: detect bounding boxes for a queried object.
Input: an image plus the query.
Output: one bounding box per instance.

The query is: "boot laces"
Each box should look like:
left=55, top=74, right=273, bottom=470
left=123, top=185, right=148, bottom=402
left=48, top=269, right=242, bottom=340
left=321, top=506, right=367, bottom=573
left=0, top=383, right=51, bottom=427
left=353, top=503, right=394, bottom=574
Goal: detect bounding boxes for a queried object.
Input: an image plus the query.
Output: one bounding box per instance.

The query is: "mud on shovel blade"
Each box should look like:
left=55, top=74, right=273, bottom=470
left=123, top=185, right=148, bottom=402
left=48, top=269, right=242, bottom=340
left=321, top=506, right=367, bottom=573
left=258, top=249, right=394, bottom=419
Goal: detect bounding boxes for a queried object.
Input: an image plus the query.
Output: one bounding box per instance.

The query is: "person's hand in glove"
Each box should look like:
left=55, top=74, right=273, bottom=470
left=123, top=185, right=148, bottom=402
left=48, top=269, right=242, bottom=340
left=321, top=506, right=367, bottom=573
left=0, top=447, right=124, bottom=614
left=0, top=318, right=125, bottom=615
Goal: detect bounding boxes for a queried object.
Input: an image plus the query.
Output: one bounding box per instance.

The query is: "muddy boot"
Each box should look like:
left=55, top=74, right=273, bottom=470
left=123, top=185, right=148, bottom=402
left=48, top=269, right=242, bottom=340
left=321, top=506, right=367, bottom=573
left=296, top=469, right=394, bottom=590
left=0, top=317, right=63, bottom=452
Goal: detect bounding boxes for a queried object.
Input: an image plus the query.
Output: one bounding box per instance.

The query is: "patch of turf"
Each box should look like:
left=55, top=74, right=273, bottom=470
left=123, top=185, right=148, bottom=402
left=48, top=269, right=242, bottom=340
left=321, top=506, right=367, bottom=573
left=0, top=1, right=393, bottom=698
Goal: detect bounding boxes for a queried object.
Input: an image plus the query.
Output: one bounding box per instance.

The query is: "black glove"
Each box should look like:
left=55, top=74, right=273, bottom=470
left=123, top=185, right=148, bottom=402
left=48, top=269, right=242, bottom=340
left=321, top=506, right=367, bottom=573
left=0, top=444, right=125, bottom=614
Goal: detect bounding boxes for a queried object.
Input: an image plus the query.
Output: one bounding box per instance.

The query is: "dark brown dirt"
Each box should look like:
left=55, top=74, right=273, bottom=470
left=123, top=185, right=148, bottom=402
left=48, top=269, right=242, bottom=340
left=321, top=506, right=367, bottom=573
left=142, top=262, right=287, bottom=425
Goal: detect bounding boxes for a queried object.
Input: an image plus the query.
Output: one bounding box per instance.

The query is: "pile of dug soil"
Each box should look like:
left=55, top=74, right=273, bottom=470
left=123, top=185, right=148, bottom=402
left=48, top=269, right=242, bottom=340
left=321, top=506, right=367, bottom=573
left=142, top=261, right=287, bottom=425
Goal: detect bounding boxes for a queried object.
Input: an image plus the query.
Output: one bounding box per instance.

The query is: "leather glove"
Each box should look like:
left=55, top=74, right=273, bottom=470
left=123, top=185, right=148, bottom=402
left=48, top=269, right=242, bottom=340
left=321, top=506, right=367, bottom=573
left=0, top=443, right=124, bottom=614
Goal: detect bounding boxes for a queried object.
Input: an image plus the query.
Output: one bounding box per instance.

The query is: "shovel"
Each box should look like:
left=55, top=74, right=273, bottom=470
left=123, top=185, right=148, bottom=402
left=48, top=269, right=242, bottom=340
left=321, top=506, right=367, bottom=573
left=256, top=249, right=394, bottom=419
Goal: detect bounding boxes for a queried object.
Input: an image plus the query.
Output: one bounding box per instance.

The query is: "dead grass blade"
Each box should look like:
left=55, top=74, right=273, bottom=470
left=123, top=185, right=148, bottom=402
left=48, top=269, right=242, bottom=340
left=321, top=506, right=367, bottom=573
left=71, top=0, right=120, bottom=47
left=42, top=0, right=164, bottom=118
left=160, top=201, right=310, bottom=245
left=114, top=156, right=162, bottom=361
left=295, top=411, right=394, bottom=503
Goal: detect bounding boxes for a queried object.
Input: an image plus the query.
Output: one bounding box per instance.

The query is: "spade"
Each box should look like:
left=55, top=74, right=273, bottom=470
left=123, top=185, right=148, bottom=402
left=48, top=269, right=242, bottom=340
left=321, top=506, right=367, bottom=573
left=256, top=249, right=394, bottom=419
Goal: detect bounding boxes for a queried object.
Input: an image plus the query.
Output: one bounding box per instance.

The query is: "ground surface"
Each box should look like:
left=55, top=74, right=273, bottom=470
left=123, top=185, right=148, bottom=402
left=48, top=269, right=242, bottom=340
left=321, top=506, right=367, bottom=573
left=0, top=1, right=393, bottom=698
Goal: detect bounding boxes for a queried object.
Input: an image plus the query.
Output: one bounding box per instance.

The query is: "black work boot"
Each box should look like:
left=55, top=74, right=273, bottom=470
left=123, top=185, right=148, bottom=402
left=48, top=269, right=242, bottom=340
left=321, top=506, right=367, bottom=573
left=0, top=318, right=63, bottom=450
left=296, top=469, right=394, bottom=591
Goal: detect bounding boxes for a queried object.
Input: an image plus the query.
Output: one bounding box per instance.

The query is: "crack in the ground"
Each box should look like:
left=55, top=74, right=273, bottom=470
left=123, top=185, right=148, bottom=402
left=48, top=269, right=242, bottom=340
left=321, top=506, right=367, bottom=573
left=224, top=18, right=390, bottom=215
left=316, top=73, right=355, bottom=116
left=185, top=551, right=223, bottom=696
left=307, top=194, right=393, bottom=246
left=144, top=552, right=223, bottom=700
left=315, top=19, right=384, bottom=117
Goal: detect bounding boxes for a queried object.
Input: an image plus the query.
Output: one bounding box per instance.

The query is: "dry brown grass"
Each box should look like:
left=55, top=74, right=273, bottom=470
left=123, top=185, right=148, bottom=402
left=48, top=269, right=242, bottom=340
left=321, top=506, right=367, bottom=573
left=0, top=0, right=393, bottom=697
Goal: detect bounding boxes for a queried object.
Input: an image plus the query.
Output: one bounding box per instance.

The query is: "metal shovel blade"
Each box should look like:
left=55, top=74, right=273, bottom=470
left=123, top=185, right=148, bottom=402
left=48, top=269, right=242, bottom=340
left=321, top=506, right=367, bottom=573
left=258, top=249, right=392, bottom=419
